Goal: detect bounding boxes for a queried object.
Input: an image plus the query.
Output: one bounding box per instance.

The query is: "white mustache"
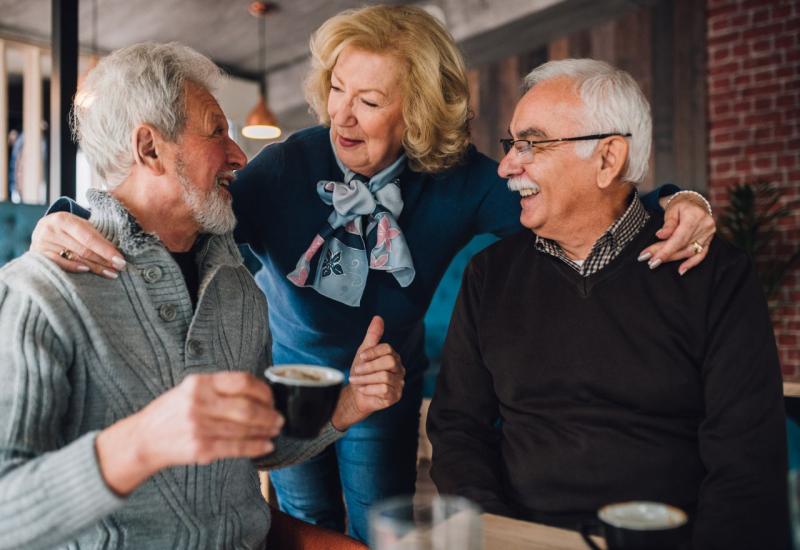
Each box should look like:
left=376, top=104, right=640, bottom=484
left=506, top=177, right=540, bottom=193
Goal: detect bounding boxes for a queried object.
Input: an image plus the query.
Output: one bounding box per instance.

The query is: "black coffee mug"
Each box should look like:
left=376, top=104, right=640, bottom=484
left=265, top=364, right=344, bottom=439
left=580, top=501, right=689, bottom=550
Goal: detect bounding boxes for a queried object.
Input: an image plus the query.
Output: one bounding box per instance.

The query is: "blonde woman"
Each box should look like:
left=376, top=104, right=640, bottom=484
left=32, top=5, right=715, bottom=542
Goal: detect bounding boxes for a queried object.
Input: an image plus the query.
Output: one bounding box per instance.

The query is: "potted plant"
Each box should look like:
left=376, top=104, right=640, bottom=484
left=718, top=181, right=800, bottom=310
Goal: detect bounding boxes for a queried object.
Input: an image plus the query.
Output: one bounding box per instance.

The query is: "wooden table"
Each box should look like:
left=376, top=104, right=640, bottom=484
left=482, top=513, right=603, bottom=550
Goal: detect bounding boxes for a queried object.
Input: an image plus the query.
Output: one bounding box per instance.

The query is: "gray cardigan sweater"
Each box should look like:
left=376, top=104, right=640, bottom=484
left=0, top=190, right=342, bottom=549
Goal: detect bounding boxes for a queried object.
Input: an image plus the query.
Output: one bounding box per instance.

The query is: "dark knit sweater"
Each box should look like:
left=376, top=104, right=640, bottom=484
left=428, top=214, right=788, bottom=550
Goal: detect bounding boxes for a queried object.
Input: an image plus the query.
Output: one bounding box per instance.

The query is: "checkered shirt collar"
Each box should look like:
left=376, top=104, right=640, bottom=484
left=534, top=192, right=650, bottom=277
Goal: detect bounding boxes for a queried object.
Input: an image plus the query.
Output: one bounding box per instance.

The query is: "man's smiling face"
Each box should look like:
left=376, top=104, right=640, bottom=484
left=498, top=77, right=598, bottom=242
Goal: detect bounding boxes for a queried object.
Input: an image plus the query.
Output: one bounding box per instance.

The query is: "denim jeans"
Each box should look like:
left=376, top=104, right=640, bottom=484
left=270, top=375, right=423, bottom=543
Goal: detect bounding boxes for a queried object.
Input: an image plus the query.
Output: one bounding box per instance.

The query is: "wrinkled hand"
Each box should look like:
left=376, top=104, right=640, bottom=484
left=96, top=372, right=283, bottom=495
left=31, top=211, right=126, bottom=278
left=332, top=316, right=405, bottom=431
left=638, top=194, right=716, bottom=275
left=137, top=371, right=283, bottom=467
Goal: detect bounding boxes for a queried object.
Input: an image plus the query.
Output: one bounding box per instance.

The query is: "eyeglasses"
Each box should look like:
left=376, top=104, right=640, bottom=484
left=499, top=133, right=632, bottom=164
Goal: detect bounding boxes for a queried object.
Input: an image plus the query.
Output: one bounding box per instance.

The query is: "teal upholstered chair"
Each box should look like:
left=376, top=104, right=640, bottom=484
left=422, top=234, right=499, bottom=398
left=0, top=204, right=263, bottom=275
left=788, top=417, right=800, bottom=548
left=0, top=202, right=48, bottom=269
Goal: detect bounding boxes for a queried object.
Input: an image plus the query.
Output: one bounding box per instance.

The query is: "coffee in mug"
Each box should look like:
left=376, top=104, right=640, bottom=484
left=265, top=364, right=344, bottom=439
left=581, top=501, right=689, bottom=550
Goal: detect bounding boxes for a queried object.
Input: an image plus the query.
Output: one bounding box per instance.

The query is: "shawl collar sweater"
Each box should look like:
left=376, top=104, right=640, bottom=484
left=0, top=190, right=342, bottom=549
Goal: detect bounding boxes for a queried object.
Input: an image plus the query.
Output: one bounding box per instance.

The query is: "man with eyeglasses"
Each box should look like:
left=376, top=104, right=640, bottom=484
left=428, top=59, right=787, bottom=549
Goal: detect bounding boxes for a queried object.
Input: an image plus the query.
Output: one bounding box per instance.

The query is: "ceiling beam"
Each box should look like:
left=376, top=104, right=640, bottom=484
left=456, top=0, right=661, bottom=68
left=268, top=0, right=660, bottom=125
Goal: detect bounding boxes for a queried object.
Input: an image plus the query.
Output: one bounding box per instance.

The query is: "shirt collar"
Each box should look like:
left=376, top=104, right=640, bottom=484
left=534, top=191, right=650, bottom=276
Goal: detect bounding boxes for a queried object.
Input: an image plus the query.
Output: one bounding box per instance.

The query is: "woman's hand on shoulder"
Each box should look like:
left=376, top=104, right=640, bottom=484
left=638, top=191, right=716, bottom=275
left=31, top=212, right=126, bottom=279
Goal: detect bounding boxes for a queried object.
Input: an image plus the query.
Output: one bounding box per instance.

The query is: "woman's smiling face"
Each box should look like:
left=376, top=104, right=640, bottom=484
left=327, top=46, right=406, bottom=177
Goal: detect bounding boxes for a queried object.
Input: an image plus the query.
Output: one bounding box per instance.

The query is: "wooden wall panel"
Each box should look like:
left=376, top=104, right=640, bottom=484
left=21, top=45, right=42, bottom=204
left=614, top=7, right=655, bottom=190
left=465, top=0, right=707, bottom=194
left=0, top=40, right=7, bottom=201
left=672, top=0, right=707, bottom=192
left=652, top=0, right=676, bottom=191
left=469, top=48, right=548, bottom=162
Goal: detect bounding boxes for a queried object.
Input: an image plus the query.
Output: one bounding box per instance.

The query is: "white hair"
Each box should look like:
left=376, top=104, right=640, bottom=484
left=71, top=42, right=224, bottom=189
left=523, top=58, right=652, bottom=185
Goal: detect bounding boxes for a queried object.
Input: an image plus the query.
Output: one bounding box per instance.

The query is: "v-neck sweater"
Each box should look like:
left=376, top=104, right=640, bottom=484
left=428, top=214, right=788, bottom=550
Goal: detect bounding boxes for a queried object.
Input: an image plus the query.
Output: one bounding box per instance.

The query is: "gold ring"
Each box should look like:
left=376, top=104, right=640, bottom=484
left=58, top=248, right=75, bottom=261
left=690, top=241, right=703, bottom=255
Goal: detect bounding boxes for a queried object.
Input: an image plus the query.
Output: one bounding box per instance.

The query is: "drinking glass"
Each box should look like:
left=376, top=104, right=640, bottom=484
left=369, top=494, right=483, bottom=550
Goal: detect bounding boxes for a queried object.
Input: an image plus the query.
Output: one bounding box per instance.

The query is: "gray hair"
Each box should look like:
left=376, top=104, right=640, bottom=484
left=523, top=58, right=652, bottom=185
left=72, top=42, right=224, bottom=188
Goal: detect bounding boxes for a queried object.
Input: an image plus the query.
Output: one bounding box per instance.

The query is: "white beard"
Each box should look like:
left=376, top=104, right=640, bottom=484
left=176, top=160, right=237, bottom=235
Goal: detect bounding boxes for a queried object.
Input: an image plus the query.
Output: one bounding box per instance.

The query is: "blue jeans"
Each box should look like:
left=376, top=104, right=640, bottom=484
left=270, top=375, right=423, bottom=543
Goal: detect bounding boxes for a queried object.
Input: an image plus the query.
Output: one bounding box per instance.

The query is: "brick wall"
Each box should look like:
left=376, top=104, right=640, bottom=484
left=707, top=0, right=800, bottom=377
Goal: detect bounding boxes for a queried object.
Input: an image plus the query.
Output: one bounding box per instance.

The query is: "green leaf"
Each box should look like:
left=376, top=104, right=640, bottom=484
left=718, top=181, right=800, bottom=307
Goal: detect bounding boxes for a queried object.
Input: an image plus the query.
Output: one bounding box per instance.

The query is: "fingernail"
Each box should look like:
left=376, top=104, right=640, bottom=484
left=648, top=258, right=662, bottom=270
left=679, top=267, right=687, bottom=276
left=263, top=442, right=274, bottom=453
left=111, top=256, right=127, bottom=270
left=101, top=269, right=119, bottom=279
left=76, top=264, right=90, bottom=272
left=637, top=252, right=652, bottom=262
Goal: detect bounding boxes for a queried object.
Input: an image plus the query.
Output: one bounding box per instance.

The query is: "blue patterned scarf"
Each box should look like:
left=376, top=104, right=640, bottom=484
left=287, top=134, right=415, bottom=307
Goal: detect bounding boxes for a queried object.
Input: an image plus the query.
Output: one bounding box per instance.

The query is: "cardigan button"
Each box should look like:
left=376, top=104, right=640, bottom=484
left=187, top=339, right=204, bottom=357
left=142, top=266, right=163, bottom=283
left=158, top=303, right=177, bottom=322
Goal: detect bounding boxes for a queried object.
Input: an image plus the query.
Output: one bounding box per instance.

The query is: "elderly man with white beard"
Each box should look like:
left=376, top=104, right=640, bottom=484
left=0, top=42, right=404, bottom=549
left=428, top=59, right=788, bottom=550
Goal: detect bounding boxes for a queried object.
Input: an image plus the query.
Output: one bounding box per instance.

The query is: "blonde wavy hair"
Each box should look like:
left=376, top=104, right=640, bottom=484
left=305, top=5, right=471, bottom=173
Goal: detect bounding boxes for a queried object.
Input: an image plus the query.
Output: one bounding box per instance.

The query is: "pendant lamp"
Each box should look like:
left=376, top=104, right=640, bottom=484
left=243, top=1, right=281, bottom=140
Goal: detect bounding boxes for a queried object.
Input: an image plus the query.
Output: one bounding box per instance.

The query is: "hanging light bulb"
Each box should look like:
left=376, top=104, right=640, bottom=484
left=242, top=1, right=281, bottom=140
left=243, top=93, right=281, bottom=139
